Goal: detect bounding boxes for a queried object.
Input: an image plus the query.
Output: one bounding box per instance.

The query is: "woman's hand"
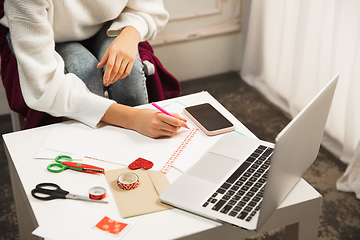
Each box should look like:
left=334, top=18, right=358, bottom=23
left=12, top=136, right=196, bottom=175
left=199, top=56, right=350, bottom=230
left=97, top=26, right=141, bottom=86
left=131, top=108, right=188, bottom=138
left=101, top=104, right=188, bottom=138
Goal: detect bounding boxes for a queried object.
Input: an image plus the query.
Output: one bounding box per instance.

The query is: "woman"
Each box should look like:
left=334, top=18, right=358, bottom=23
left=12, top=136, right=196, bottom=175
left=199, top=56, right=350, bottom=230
left=0, top=0, right=187, bottom=138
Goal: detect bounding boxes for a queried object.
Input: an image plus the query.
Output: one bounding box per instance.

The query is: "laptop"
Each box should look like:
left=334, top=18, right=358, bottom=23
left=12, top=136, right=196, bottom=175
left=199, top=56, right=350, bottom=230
left=160, top=75, right=339, bottom=230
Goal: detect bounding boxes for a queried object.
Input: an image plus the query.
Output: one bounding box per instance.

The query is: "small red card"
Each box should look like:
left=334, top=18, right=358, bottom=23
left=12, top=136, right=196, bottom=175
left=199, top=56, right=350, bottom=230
left=95, top=216, right=128, bottom=235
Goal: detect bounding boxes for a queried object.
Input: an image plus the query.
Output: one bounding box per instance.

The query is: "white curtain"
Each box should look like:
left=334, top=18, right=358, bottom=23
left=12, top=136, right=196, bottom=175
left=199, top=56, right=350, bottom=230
left=241, top=0, right=360, bottom=198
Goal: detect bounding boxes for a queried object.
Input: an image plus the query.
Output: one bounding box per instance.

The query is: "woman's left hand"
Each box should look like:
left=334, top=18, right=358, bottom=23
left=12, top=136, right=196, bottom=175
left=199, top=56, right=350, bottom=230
left=97, top=26, right=141, bottom=86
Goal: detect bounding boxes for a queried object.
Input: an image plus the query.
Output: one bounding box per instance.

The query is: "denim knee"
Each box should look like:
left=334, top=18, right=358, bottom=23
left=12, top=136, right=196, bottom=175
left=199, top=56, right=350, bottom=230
left=107, top=54, right=148, bottom=106
left=55, top=42, right=104, bottom=97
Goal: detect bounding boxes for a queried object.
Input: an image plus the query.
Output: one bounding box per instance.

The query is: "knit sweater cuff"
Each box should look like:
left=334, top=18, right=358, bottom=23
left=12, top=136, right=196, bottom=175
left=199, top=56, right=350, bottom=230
left=108, top=12, right=149, bottom=41
left=71, top=95, right=116, bottom=129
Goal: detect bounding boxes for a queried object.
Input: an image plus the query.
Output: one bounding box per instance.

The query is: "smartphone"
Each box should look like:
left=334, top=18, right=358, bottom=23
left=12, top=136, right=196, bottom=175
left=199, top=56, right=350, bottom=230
left=184, top=103, right=235, bottom=136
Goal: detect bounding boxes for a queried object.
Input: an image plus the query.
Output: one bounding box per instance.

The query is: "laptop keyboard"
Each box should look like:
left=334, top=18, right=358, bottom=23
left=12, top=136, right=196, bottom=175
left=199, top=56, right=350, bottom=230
left=202, top=145, right=274, bottom=222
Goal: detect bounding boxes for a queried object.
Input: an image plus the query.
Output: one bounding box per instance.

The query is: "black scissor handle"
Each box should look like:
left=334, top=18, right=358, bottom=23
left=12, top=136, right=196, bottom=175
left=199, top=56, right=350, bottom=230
left=31, top=183, right=69, bottom=201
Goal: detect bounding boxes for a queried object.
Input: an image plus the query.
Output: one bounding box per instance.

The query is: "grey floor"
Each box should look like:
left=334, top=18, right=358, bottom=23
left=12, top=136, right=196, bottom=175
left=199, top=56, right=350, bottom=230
left=1, top=72, right=360, bottom=239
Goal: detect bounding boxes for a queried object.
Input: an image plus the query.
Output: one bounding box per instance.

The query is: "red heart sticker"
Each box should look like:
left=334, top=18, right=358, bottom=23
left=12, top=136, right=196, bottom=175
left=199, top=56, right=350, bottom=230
left=128, top=158, right=154, bottom=170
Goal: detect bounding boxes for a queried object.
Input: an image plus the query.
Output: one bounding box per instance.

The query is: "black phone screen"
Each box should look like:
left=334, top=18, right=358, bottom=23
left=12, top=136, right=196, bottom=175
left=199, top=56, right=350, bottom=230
left=185, top=103, right=234, bottom=131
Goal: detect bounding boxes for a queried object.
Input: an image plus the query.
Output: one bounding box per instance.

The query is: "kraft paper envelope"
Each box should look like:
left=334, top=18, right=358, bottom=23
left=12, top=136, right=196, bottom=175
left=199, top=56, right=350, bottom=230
left=105, top=168, right=172, bottom=218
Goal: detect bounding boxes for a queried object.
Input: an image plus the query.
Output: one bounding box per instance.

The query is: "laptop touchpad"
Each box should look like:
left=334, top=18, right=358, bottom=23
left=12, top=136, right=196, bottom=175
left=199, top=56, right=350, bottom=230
left=187, top=153, right=239, bottom=183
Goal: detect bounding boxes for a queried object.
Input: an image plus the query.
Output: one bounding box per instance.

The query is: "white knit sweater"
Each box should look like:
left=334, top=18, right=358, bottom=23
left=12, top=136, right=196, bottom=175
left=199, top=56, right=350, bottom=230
left=1, top=0, right=169, bottom=128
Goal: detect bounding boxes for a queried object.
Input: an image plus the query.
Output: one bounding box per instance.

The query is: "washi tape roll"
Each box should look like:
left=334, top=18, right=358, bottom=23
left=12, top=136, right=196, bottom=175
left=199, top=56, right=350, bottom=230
left=89, top=186, right=106, bottom=200
left=117, top=172, right=140, bottom=190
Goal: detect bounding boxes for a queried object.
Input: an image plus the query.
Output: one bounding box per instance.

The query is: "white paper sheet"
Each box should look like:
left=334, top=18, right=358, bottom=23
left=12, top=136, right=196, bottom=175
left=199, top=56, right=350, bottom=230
left=32, top=201, right=133, bottom=240
left=35, top=102, right=222, bottom=172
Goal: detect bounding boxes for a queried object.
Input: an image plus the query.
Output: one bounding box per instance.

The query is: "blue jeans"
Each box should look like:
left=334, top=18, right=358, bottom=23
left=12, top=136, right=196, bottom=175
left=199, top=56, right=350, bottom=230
left=7, top=22, right=148, bottom=107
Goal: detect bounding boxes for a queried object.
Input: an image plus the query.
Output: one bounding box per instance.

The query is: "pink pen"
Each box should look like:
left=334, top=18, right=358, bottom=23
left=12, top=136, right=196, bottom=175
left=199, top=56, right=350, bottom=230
left=151, top=102, right=190, bottom=129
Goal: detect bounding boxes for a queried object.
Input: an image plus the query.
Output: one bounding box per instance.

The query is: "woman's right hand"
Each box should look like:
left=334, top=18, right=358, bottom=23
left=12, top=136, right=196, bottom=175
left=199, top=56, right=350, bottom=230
left=101, top=103, right=188, bottom=138
left=130, top=108, right=188, bottom=138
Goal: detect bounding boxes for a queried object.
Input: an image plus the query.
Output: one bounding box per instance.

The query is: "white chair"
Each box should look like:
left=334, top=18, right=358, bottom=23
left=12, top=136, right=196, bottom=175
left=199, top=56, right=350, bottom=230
left=10, top=110, right=22, bottom=132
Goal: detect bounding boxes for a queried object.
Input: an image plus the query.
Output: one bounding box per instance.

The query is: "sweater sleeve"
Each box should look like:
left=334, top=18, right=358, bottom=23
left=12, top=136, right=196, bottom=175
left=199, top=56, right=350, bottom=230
left=4, top=0, right=115, bottom=128
left=107, top=0, right=169, bottom=41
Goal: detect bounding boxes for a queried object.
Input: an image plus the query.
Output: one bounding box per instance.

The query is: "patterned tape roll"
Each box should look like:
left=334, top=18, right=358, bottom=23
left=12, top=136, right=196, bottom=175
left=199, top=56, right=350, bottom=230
left=89, top=186, right=106, bottom=200
left=117, top=172, right=140, bottom=190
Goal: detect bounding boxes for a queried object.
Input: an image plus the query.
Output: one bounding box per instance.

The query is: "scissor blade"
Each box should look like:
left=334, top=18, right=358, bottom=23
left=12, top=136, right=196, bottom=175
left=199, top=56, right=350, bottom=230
left=82, top=167, right=104, bottom=173
left=66, top=194, right=108, bottom=204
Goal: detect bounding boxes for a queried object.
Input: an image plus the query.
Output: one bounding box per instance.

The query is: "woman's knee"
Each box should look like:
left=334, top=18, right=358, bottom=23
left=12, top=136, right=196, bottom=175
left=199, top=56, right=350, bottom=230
left=107, top=58, right=148, bottom=106
left=55, top=42, right=104, bottom=96
left=56, top=42, right=99, bottom=75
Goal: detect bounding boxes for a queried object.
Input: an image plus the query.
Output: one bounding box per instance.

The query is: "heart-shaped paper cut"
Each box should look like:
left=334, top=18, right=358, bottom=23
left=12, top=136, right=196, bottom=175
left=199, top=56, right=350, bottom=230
left=128, top=158, right=154, bottom=170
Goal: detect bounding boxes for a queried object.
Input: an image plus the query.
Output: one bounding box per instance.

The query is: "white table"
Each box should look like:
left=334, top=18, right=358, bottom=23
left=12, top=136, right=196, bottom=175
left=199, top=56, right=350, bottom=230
left=3, top=92, right=322, bottom=240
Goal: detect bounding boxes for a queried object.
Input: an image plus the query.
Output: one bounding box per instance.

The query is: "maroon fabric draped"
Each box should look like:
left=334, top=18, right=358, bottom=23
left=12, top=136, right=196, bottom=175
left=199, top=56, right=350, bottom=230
left=139, top=41, right=181, bottom=102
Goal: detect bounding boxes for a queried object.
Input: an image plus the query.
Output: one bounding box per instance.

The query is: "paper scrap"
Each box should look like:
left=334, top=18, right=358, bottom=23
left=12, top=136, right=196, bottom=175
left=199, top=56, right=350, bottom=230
left=32, top=201, right=133, bottom=240
left=105, top=168, right=172, bottom=218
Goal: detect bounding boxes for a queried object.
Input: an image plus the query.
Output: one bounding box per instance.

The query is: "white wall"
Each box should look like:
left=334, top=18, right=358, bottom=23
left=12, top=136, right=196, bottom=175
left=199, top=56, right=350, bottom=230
left=152, top=32, right=243, bottom=82
left=154, top=31, right=241, bottom=81
left=150, top=0, right=246, bottom=82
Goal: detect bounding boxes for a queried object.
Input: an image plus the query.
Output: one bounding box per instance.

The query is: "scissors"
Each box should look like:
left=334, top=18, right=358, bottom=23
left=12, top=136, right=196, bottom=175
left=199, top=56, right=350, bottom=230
left=31, top=182, right=108, bottom=203
left=47, top=155, right=104, bottom=174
